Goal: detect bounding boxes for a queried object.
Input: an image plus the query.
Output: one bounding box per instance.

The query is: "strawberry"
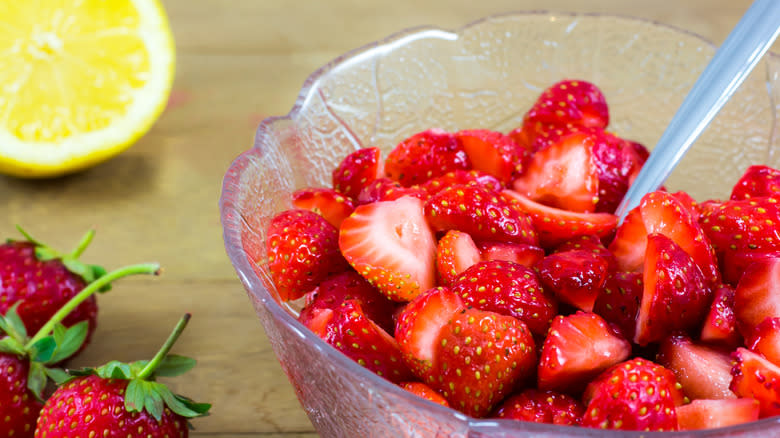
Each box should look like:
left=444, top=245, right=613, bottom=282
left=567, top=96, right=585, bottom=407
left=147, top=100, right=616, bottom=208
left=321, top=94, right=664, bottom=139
left=669, top=190, right=701, bottom=220
left=582, top=358, right=684, bottom=431
left=608, top=206, right=647, bottom=272
left=656, top=335, right=735, bottom=400
left=0, top=353, right=42, bottom=437
left=536, top=250, right=609, bottom=312
left=267, top=209, right=348, bottom=301
left=700, top=283, right=741, bottom=347
left=478, top=241, right=545, bottom=268
left=339, top=196, right=436, bottom=302
left=592, top=271, right=643, bottom=340
left=730, top=165, right=780, bottom=200
left=723, top=249, right=780, bottom=287
left=502, top=189, right=617, bottom=248
left=537, top=312, right=631, bottom=394
left=512, top=132, right=600, bottom=213
left=730, top=347, right=780, bottom=418
left=399, top=381, right=449, bottom=407
left=291, top=187, right=355, bottom=229
left=494, top=389, right=583, bottom=426
left=553, top=234, right=614, bottom=265
left=590, top=130, right=648, bottom=213
left=511, top=122, right=583, bottom=154
left=420, top=169, right=503, bottom=196
left=332, top=147, right=384, bottom=199
left=455, top=129, right=527, bottom=183
left=450, top=260, right=557, bottom=337
left=425, top=185, right=538, bottom=246
left=634, top=233, right=712, bottom=345
left=676, top=399, right=760, bottom=430
left=385, top=129, right=470, bottom=186
left=523, top=79, right=609, bottom=131
left=435, top=230, right=480, bottom=286
left=747, top=317, right=780, bottom=367
left=734, top=256, right=780, bottom=337
left=356, top=177, right=428, bottom=204
left=34, top=315, right=210, bottom=437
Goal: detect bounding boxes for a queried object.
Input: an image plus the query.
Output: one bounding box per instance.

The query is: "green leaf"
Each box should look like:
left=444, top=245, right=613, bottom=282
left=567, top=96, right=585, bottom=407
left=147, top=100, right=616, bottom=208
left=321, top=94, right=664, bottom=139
left=47, top=322, right=88, bottom=364
left=157, top=384, right=211, bottom=418
left=125, top=379, right=145, bottom=414
left=90, top=265, right=111, bottom=292
left=154, top=355, right=197, bottom=378
left=34, top=246, right=59, bottom=262
left=97, top=361, right=132, bottom=380
left=143, top=381, right=165, bottom=421
left=53, top=324, right=66, bottom=345
left=43, top=367, right=71, bottom=385
left=62, top=257, right=91, bottom=282
left=1, top=303, right=28, bottom=342
left=30, top=336, right=56, bottom=363
left=0, top=337, right=25, bottom=356
left=27, top=362, right=47, bottom=400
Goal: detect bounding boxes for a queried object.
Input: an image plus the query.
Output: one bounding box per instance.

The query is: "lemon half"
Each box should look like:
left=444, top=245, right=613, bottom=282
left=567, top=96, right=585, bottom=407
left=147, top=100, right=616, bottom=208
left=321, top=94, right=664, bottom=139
left=0, top=0, right=175, bottom=178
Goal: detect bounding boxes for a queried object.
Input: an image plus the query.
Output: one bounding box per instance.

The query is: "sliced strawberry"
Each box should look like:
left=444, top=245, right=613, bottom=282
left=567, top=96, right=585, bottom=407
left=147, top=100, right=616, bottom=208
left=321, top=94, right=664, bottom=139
left=656, top=335, right=735, bottom=400
left=512, top=132, right=599, bottom=213
left=554, top=234, right=613, bottom=261
left=537, top=312, right=631, bottom=394
left=511, top=122, right=582, bottom=153
left=502, top=189, right=617, bottom=248
left=723, top=249, right=780, bottom=287
left=506, top=125, right=534, bottom=152
left=697, top=198, right=723, bottom=218
left=267, top=209, right=348, bottom=301
left=608, top=206, right=647, bottom=272
left=298, top=307, right=334, bottom=338
left=730, top=165, right=780, bottom=200
left=700, top=283, right=741, bottom=347
left=456, top=129, right=527, bottom=183
left=494, top=389, right=584, bottom=426
left=399, top=382, right=449, bottom=407
left=537, top=250, right=609, bottom=312
left=356, top=177, right=428, bottom=205
left=635, top=233, right=712, bottom=345
left=420, top=169, right=503, bottom=196
left=676, top=399, right=759, bottom=430
left=478, top=241, right=545, bottom=268
left=425, top=185, right=538, bottom=245
left=582, top=358, right=684, bottom=431
left=339, top=196, right=436, bottom=302
left=435, top=230, right=481, bottom=286
left=523, top=79, right=609, bottom=130
left=292, top=187, right=355, bottom=229
left=730, top=347, right=780, bottom=418
left=590, top=131, right=648, bottom=214
left=385, top=129, right=470, bottom=186
left=669, top=190, right=701, bottom=220
left=332, top=147, right=383, bottom=199
left=622, top=139, right=650, bottom=187
left=734, top=256, right=780, bottom=337
left=593, top=271, right=643, bottom=340
left=747, top=317, right=780, bottom=367
left=450, top=260, right=557, bottom=336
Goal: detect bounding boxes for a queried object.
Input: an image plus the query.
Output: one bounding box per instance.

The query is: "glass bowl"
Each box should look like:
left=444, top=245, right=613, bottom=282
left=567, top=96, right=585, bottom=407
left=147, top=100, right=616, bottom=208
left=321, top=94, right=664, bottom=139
left=220, top=11, right=780, bottom=437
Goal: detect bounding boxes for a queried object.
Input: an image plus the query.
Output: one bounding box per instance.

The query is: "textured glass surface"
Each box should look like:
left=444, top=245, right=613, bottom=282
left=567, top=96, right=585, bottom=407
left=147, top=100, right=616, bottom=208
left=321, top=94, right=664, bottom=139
left=220, top=12, right=780, bottom=437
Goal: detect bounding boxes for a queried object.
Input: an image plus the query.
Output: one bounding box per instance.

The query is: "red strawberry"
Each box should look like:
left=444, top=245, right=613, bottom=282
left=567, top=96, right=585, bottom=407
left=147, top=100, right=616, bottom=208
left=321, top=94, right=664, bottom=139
left=608, top=206, right=647, bottom=272
left=514, top=122, right=583, bottom=154
left=512, top=132, right=600, bottom=213
left=593, top=271, right=643, bottom=340
left=734, top=256, right=780, bottom=337
left=332, top=147, right=384, bottom=199
left=420, top=169, right=503, bottom=196
left=339, top=196, right=436, bottom=302
left=34, top=315, right=209, bottom=438
left=553, top=234, right=614, bottom=264
left=478, top=241, right=545, bottom=268
left=356, top=177, right=428, bottom=204
left=656, top=335, right=736, bottom=400
left=537, top=312, right=631, bottom=394
left=399, top=381, right=449, bottom=407
left=502, top=189, right=617, bottom=248
left=456, top=129, right=527, bottom=183
left=425, top=185, right=538, bottom=245
left=385, top=129, right=470, bottom=186
left=590, top=130, right=649, bottom=214
left=494, top=389, right=584, bottom=426
left=292, top=187, right=355, bottom=228
left=450, top=260, right=557, bottom=337
left=669, top=190, right=701, bottom=220
left=435, top=230, right=480, bottom=286
left=523, top=79, right=609, bottom=131
left=730, top=347, right=780, bottom=418
left=536, top=250, right=609, bottom=312
left=582, top=358, right=684, bottom=431
left=622, top=139, right=650, bottom=187
left=267, top=209, right=348, bottom=301
left=676, top=399, right=759, bottom=430
left=723, top=249, right=780, bottom=287
left=0, top=353, right=41, bottom=438
left=747, top=317, right=780, bottom=367
left=700, top=283, right=741, bottom=347
left=730, top=165, right=780, bottom=200
left=635, top=233, right=712, bottom=345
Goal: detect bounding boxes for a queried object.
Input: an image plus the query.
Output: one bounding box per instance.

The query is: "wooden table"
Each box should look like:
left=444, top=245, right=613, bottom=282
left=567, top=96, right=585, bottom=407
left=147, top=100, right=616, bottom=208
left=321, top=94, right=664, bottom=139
left=0, top=0, right=761, bottom=436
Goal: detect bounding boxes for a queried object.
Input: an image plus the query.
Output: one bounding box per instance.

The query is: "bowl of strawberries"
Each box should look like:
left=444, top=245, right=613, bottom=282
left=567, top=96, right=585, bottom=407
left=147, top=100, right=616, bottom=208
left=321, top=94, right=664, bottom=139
left=220, top=11, right=780, bottom=437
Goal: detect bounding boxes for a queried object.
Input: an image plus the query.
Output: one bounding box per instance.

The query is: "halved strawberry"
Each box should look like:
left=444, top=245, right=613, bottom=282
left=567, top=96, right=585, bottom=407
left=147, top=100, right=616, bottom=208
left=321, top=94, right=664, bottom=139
left=669, top=190, right=701, bottom=220
left=478, top=241, right=545, bottom=268
left=425, top=185, right=538, bottom=245
left=734, top=256, right=780, bottom=337
left=676, top=399, right=759, bottom=430
left=512, top=132, right=599, bottom=213
left=537, top=312, right=631, bottom=394
left=634, top=233, right=712, bottom=345
left=267, top=209, right=348, bottom=301
left=656, top=335, right=735, bottom=400
left=523, top=79, right=609, bottom=131
left=494, top=389, right=584, bottom=426
left=450, top=260, right=557, bottom=336
left=590, top=131, right=649, bottom=214
left=399, top=382, right=449, bottom=407
left=385, top=129, right=470, bottom=186
left=730, top=165, right=780, bottom=200
left=456, top=129, right=527, bottom=183
left=622, top=139, right=650, bottom=187
left=339, top=196, right=436, bottom=302
left=502, top=189, right=617, bottom=248
left=420, top=169, right=503, bottom=196
left=554, top=234, right=614, bottom=263
left=332, top=147, right=384, bottom=199
left=730, top=347, right=780, bottom=418
left=593, top=271, right=643, bottom=340
left=700, top=283, right=741, bottom=348
left=435, top=230, right=481, bottom=286
left=608, top=206, right=647, bottom=273
left=536, top=250, right=609, bottom=312
left=723, top=249, right=780, bottom=287
left=747, top=317, right=780, bottom=367
left=356, top=177, right=428, bottom=204
left=292, top=187, right=355, bottom=229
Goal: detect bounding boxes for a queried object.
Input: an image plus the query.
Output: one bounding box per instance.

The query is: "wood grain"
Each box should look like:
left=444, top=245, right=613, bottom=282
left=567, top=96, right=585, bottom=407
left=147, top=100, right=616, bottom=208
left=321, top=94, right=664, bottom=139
left=0, top=1, right=759, bottom=436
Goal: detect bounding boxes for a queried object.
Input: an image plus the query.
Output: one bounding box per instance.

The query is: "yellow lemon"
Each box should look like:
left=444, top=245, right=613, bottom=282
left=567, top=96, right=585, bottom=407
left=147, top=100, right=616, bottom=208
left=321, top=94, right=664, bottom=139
left=0, top=0, right=175, bottom=178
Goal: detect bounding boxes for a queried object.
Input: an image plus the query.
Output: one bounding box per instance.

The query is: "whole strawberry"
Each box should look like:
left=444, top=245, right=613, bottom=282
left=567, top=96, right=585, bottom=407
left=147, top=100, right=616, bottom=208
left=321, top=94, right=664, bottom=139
left=35, top=314, right=210, bottom=437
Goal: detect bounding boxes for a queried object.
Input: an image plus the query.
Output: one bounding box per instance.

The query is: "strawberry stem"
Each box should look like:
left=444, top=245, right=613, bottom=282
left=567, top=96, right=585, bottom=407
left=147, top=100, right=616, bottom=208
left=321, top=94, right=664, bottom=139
left=69, top=229, right=95, bottom=259
left=137, top=313, right=191, bottom=380
left=25, top=263, right=160, bottom=349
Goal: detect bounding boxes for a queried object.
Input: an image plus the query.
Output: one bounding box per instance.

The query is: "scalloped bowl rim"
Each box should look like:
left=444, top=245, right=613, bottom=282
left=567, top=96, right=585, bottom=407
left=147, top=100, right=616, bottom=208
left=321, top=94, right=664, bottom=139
left=220, top=10, right=780, bottom=436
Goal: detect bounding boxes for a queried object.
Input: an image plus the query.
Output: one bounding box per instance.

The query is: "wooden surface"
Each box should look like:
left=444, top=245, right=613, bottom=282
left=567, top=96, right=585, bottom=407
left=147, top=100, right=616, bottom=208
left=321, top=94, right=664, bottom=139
left=0, top=0, right=760, bottom=436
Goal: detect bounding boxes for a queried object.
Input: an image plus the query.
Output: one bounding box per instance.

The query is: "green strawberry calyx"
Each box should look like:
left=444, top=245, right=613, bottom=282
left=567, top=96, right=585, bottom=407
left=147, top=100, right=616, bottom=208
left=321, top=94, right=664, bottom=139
left=68, top=314, right=212, bottom=422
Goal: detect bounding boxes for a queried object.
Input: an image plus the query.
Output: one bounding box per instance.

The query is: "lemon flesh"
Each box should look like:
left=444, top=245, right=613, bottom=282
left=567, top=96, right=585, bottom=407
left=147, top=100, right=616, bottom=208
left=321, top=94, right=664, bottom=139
left=0, top=0, right=175, bottom=178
